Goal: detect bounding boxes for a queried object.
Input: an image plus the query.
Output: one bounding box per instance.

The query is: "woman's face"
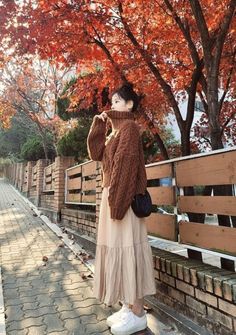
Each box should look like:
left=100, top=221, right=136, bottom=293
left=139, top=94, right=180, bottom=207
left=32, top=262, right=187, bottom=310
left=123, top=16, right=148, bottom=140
left=111, top=93, right=133, bottom=112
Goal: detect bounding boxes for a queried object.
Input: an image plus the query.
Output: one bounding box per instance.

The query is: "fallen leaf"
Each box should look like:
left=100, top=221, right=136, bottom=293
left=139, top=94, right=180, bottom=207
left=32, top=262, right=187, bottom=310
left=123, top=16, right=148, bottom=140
left=42, top=256, right=48, bottom=262
left=81, top=273, right=87, bottom=280
left=78, top=251, right=87, bottom=256
left=82, top=255, right=89, bottom=261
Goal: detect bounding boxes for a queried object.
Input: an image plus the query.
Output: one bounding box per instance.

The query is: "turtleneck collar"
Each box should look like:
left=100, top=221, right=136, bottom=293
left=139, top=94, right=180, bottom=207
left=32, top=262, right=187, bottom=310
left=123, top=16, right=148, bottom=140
left=106, top=110, right=135, bottom=121
left=106, top=110, right=135, bottom=133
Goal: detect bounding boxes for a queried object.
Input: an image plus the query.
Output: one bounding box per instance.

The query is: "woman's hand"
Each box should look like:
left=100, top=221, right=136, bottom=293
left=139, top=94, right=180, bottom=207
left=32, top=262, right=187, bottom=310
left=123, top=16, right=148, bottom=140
left=95, top=111, right=108, bottom=122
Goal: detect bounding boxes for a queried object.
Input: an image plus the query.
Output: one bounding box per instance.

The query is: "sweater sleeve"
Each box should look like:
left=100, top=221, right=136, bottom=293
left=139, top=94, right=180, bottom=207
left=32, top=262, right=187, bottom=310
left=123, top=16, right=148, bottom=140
left=87, top=115, right=107, bottom=161
left=108, top=121, right=140, bottom=220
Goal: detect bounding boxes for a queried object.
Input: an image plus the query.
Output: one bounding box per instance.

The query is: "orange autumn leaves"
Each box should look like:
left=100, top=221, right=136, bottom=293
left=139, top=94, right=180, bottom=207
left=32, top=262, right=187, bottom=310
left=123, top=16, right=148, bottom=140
left=0, top=99, right=15, bottom=128
left=18, top=1, right=234, bottom=106
left=0, top=57, right=77, bottom=152
left=0, top=0, right=235, bottom=152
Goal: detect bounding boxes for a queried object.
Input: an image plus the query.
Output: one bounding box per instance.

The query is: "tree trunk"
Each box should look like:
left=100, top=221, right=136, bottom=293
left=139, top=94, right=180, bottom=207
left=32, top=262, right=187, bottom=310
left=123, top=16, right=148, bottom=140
left=180, top=126, right=191, bottom=156
left=40, top=132, right=49, bottom=160
left=207, top=69, right=234, bottom=270
left=213, top=184, right=235, bottom=271
left=153, top=133, right=169, bottom=160
left=207, top=77, right=224, bottom=150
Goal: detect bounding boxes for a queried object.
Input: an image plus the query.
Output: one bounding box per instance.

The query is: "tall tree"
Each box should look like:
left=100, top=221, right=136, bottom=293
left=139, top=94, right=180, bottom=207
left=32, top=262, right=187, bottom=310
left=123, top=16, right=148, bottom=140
left=189, top=0, right=236, bottom=149
left=1, top=0, right=234, bottom=156
left=0, top=112, right=38, bottom=159
left=0, top=57, right=76, bottom=159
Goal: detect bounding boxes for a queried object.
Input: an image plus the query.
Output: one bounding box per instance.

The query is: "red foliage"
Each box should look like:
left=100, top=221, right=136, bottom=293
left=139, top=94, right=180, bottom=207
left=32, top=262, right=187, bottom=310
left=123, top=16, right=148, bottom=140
left=0, top=0, right=235, bottom=154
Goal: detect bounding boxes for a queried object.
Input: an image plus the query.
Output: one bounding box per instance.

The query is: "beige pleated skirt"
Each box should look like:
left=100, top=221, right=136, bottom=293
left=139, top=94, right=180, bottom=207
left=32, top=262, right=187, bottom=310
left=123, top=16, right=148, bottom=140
left=93, top=186, right=156, bottom=306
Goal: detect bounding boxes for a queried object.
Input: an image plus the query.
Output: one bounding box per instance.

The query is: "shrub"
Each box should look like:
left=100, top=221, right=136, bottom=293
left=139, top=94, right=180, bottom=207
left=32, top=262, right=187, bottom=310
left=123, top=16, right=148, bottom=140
left=20, top=135, right=56, bottom=161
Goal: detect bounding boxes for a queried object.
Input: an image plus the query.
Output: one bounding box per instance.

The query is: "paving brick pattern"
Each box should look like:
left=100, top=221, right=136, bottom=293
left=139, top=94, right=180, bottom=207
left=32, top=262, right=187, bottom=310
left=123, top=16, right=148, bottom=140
left=0, top=179, right=183, bottom=335
left=0, top=179, right=115, bottom=335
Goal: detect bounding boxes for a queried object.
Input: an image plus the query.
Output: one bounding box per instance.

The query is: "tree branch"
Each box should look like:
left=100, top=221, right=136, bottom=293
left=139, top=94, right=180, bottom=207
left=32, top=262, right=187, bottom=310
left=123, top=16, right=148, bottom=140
left=161, top=0, right=208, bottom=95
left=220, top=111, right=236, bottom=135
left=198, top=90, right=208, bottom=116
left=84, top=22, right=128, bottom=83
left=162, top=0, right=199, bottom=65
left=214, top=0, right=236, bottom=76
left=186, top=60, right=204, bottom=129
left=189, top=0, right=212, bottom=65
left=219, top=48, right=236, bottom=112
left=117, top=1, right=184, bottom=130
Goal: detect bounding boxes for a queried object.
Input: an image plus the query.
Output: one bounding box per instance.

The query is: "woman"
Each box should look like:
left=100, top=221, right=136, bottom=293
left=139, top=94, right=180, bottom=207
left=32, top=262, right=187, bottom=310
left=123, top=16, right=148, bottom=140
left=87, top=83, right=156, bottom=335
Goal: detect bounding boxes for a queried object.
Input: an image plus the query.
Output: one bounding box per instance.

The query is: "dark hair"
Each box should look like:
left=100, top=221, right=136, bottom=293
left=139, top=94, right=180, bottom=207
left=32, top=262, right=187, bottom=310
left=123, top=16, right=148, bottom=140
left=112, top=82, right=140, bottom=112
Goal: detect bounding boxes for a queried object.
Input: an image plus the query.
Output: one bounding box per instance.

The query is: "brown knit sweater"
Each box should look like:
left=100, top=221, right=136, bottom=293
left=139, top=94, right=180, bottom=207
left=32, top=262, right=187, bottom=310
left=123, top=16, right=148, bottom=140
left=87, top=110, right=147, bottom=220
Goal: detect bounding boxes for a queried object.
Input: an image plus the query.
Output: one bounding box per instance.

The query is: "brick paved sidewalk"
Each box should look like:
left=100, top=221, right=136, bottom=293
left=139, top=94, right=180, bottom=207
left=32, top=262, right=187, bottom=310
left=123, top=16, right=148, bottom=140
left=0, top=178, right=183, bottom=335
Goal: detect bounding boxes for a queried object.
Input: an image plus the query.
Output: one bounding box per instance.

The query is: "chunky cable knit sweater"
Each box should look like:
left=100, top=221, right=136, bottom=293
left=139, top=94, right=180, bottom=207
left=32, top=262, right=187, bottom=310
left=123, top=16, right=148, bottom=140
left=87, top=110, right=147, bottom=220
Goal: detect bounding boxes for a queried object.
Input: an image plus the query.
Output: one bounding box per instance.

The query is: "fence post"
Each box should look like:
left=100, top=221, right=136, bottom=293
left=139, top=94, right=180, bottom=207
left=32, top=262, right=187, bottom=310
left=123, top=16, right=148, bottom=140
left=26, top=161, right=33, bottom=197
left=36, top=159, right=50, bottom=208
left=54, top=156, right=75, bottom=222
left=11, top=165, right=15, bottom=182
left=17, top=163, right=21, bottom=188
left=19, top=163, right=25, bottom=192
left=12, top=163, right=17, bottom=184
left=14, top=163, right=19, bottom=187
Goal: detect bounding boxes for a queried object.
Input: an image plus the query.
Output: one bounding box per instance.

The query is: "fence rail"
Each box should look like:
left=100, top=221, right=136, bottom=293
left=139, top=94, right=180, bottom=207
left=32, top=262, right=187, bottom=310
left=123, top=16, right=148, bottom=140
left=3, top=147, right=236, bottom=262
left=43, top=163, right=55, bottom=192
left=31, top=164, right=37, bottom=188
left=65, top=160, right=97, bottom=205
left=22, top=166, right=28, bottom=192
left=145, top=148, right=236, bottom=257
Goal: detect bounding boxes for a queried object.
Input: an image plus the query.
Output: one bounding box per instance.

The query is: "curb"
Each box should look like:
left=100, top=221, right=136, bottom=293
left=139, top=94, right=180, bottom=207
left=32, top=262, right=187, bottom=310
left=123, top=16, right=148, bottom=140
left=0, top=267, right=6, bottom=335
left=144, top=295, right=213, bottom=335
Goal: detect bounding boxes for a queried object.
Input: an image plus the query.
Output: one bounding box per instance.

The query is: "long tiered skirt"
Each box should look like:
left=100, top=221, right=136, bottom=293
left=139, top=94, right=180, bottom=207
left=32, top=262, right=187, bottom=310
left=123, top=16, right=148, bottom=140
left=93, top=187, right=156, bottom=306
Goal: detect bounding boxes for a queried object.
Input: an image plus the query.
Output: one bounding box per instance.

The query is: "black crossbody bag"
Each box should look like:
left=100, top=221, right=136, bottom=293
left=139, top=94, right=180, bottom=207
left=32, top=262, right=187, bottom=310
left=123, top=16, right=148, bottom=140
left=131, top=189, right=152, bottom=218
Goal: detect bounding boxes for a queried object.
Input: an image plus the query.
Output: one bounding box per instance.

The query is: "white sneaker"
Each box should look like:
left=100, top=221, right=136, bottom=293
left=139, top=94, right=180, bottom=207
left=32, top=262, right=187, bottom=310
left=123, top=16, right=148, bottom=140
left=110, top=310, right=147, bottom=335
left=106, top=304, right=130, bottom=327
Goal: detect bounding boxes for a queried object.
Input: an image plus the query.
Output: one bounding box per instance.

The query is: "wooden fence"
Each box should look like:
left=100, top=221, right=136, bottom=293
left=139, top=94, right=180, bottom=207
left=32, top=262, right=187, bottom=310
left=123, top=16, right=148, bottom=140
left=43, top=162, right=55, bottom=192
left=146, top=162, right=177, bottom=241
left=144, top=149, right=236, bottom=268
left=4, top=148, right=236, bottom=261
left=61, top=148, right=236, bottom=261
left=65, top=161, right=97, bottom=205
left=176, top=150, right=236, bottom=255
